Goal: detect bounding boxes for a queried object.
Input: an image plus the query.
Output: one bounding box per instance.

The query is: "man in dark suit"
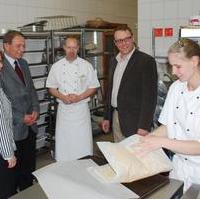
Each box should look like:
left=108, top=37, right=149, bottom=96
left=1, top=30, right=40, bottom=191
left=102, top=26, right=157, bottom=142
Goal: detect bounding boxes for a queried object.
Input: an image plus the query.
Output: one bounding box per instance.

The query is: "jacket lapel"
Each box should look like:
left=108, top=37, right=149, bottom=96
left=117, top=49, right=138, bottom=91
left=111, top=57, right=118, bottom=78
left=4, top=58, right=26, bottom=86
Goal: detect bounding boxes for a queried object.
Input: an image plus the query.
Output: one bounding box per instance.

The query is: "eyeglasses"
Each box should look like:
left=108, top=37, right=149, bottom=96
left=114, top=36, right=132, bottom=45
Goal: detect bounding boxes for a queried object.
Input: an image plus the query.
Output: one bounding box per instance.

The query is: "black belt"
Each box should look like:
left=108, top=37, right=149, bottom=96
left=112, top=106, right=118, bottom=111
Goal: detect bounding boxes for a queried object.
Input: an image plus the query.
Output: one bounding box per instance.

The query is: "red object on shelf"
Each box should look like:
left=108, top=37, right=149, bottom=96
left=154, top=28, right=163, bottom=37
left=164, top=28, right=173, bottom=37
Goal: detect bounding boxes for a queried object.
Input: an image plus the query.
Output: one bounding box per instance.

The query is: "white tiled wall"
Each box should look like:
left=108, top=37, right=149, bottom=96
left=0, top=0, right=137, bottom=34
left=138, top=0, right=200, bottom=56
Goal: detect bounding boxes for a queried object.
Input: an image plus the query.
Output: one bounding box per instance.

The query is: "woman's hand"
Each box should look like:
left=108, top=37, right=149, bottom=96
left=134, top=135, right=165, bottom=157
left=7, top=155, right=17, bottom=168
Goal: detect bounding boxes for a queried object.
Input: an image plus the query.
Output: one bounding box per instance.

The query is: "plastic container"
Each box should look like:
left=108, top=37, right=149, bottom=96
left=189, top=16, right=200, bottom=26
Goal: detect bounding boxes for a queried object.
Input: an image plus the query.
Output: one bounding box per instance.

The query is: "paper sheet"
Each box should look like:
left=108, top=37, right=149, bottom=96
left=33, top=159, right=139, bottom=199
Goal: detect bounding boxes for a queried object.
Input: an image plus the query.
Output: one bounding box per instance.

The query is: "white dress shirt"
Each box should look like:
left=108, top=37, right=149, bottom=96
left=111, top=49, right=135, bottom=108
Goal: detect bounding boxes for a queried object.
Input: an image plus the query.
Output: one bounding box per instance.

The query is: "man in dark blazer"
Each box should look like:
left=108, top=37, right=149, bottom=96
left=102, top=26, right=157, bottom=142
left=0, top=30, right=40, bottom=191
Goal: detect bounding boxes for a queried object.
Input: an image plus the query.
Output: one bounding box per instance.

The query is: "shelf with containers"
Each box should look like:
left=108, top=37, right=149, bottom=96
left=21, top=32, right=51, bottom=150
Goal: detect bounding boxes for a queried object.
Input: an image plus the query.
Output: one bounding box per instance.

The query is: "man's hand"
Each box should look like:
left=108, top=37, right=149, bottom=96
left=60, top=94, right=73, bottom=104
left=101, top=120, right=110, bottom=133
left=23, top=111, right=39, bottom=126
left=137, top=128, right=149, bottom=136
left=7, top=155, right=17, bottom=168
left=24, top=114, right=34, bottom=126
left=61, top=94, right=82, bottom=104
left=31, top=111, right=39, bottom=122
left=69, top=94, right=82, bottom=103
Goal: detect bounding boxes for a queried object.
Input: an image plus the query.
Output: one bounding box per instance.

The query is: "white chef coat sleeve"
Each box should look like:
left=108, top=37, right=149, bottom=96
left=46, top=64, right=59, bottom=88
left=158, top=81, right=177, bottom=125
left=86, top=63, right=100, bottom=89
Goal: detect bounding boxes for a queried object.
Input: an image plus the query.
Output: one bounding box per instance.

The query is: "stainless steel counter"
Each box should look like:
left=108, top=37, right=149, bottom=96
left=10, top=178, right=183, bottom=199
left=181, top=184, right=200, bottom=199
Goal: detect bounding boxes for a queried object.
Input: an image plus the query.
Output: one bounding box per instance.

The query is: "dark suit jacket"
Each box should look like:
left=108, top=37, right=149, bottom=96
left=0, top=57, right=40, bottom=141
left=104, top=49, right=158, bottom=137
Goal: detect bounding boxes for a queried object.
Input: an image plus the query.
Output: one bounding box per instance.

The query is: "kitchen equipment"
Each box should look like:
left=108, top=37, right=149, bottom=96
left=36, top=15, right=77, bottom=30
left=19, top=20, right=47, bottom=32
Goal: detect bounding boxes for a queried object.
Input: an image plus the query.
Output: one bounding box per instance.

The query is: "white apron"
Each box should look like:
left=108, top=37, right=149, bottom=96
left=46, top=57, right=100, bottom=162
left=55, top=102, right=93, bottom=162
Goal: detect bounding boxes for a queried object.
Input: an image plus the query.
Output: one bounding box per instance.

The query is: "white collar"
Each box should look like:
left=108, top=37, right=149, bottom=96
left=116, top=48, right=135, bottom=62
left=4, top=53, right=16, bottom=68
left=65, top=56, right=79, bottom=65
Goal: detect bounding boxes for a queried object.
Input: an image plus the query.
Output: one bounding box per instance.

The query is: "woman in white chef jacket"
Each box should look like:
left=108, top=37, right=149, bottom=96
left=136, top=38, right=200, bottom=192
left=46, top=37, right=100, bottom=162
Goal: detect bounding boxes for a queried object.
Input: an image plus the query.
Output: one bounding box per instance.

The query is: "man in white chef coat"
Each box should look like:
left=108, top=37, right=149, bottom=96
left=46, top=36, right=100, bottom=161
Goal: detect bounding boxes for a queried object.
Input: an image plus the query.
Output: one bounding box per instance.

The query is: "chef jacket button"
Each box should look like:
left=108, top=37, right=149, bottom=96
left=181, top=91, right=184, bottom=94
left=190, top=112, right=193, bottom=114
left=174, top=122, right=177, bottom=125
left=197, top=96, right=200, bottom=99
left=184, top=158, right=188, bottom=160
left=176, top=106, right=179, bottom=109
left=186, top=129, right=190, bottom=132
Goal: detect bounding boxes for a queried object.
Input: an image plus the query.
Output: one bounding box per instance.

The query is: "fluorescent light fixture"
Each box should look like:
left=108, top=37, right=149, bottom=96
left=180, top=28, right=200, bottom=37
left=93, top=31, right=97, bottom=45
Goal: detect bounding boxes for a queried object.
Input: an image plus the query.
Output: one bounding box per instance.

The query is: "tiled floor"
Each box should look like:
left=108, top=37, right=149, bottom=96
left=36, top=132, right=113, bottom=169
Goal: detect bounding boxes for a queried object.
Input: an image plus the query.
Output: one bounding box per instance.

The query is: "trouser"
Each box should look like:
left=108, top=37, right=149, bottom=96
left=0, top=155, right=16, bottom=199
left=15, top=128, right=36, bottom=191
left=112, top=110, right=125, bottom=142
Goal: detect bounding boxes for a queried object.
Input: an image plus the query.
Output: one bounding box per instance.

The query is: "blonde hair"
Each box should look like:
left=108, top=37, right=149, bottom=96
left=168, top=38, right=200, bottom=59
